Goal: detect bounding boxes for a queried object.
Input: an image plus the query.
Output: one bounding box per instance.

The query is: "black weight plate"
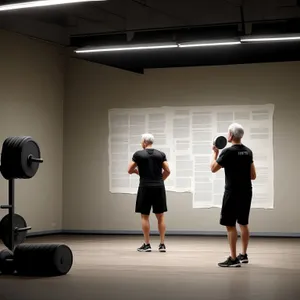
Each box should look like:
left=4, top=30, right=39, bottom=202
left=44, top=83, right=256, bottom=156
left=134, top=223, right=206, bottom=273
left=0, top=138, right=10, bottom=172
left=12, top=137, right=24, bottom=179
left=21, top=138, right=41, bottom=179
left=15, top=137, right=30, bottom=179
left=0, top=137, right=18, bottom=179
left=0, top=214, right=28, bottom=249
left=0, top=249, right=15, bottom=274
left=0, top=136, right=42, bottom=180
left=1, top=137, right=23, bottom=179
left=214, top=136, right=227, bottom=150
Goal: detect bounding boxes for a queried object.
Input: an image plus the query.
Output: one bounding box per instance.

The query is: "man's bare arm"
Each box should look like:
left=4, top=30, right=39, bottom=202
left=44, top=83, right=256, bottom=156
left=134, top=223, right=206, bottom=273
left=128, top=161, right=138, bottom=175
left=162, top=161, right=171, bottom=180
left=251, top=163, right=256, bottom=180
left=211, top=160, right=222, bottom=173
left=210, top=146, right=222, bottom=173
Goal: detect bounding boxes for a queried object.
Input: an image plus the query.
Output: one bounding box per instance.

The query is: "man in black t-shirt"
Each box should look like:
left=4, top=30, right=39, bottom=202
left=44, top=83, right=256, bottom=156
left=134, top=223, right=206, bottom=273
left=211, top=123, right=257, bottom=268
left=128, top=133, right=171, bottom=253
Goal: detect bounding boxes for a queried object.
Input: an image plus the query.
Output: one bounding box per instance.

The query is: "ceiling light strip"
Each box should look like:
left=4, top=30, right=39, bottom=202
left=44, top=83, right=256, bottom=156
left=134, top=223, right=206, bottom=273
left=75, top=35, right=300, bottom=54
left=179, top=41, right=241, bottom=47
left=75, top=44, right=179, bottom=53
left=0, top=0, right=106, bottom=11
left=240, top=36, right=300, bottom=42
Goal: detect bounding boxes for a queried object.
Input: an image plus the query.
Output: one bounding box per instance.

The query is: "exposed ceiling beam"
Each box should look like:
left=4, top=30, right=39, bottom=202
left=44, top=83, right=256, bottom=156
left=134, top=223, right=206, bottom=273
left=67, top=4, right=126, bottom=35
left=70, top=17, right=300, bottom=38
left=89, top=3, right=126, bottom=21
left=131, top=0, right=190, bottom=25
left=0, top=15, right=69, bottom=45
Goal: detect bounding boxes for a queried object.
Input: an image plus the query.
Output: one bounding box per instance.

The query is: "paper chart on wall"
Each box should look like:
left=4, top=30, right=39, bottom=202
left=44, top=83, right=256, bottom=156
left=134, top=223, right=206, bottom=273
left=108, top=104, right=274, bottom=209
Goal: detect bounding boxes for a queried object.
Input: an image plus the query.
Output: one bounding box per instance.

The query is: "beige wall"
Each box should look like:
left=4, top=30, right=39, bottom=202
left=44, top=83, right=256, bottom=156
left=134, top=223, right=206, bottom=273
left=64, top=58, right=300, bottom=235
left=0, top=30, right=65, bottom=233
left=4, top=28, right=298, bottom=237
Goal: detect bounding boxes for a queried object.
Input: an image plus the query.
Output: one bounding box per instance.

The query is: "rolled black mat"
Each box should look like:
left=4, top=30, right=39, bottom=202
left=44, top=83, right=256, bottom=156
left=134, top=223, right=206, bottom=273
left=14, top=243, right=73, bottom=276
left=0, top=249, right=15, bottom=274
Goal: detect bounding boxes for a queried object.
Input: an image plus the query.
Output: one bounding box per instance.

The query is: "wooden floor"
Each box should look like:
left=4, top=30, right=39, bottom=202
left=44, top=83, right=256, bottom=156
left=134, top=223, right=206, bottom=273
left=0, top=235, right=299, bottom=300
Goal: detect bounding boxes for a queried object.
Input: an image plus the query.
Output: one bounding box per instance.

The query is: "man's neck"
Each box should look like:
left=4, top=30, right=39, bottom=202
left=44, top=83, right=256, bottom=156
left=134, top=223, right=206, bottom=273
left=232, top=140, right=242, bottom=145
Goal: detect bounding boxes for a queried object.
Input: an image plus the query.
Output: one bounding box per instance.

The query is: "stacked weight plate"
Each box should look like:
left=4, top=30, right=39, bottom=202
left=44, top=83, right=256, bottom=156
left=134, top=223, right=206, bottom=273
left=0, top=136, right=42, bottom=180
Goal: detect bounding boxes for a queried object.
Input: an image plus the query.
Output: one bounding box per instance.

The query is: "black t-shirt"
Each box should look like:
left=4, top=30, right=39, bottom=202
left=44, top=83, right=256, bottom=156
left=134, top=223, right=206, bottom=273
left=217, top=144, right=253, bottom=192
left=132, top=148, right=167, bottom=187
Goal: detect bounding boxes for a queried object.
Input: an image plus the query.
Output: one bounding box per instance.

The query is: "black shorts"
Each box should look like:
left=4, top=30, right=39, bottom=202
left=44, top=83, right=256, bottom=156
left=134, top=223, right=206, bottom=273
left=135, top=185, right=167, bottom=215
left=220, top=190, right=252, bottom=227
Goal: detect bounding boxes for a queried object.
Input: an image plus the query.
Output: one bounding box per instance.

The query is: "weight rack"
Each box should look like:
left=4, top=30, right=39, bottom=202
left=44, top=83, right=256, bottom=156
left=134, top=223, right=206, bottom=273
left=0, top=136, right=73, bottom=277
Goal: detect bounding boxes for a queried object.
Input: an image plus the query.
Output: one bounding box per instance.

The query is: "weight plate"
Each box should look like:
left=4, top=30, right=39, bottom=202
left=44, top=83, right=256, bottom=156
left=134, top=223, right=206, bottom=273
left=0, top=136, right=42, bottom=180
left=1, top=137, right=23, bottom=179
left=21, top=138, right=41, bottom=179
left=214, top=136, right=227, bottom=150
left=0, top=214, right=28, bottom=249
left=0, top=137, right=17, bottom=179
left=11, top=137, right=24, bottom=179
left=16, top=137, right=27, bottom=178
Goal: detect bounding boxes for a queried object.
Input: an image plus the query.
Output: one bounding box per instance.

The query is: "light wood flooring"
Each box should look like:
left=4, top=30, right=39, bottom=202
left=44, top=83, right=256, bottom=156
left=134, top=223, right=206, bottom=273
left=0, top=234, right=299, bottom=300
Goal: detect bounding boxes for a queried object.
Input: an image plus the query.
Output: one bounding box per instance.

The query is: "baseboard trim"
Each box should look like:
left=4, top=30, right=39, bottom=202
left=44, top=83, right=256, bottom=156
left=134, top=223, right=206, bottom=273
left=60, top=229, right=300, bottom=238
left=24, top=229, right=300, bottom=238
left=27, top=230, right=62, bottom=237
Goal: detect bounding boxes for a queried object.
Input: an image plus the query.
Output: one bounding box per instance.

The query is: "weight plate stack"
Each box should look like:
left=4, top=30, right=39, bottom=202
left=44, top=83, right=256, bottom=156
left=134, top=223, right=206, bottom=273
left=0, top=136, right=42, bottom=180
left=14, top=244, right=73, bottom=276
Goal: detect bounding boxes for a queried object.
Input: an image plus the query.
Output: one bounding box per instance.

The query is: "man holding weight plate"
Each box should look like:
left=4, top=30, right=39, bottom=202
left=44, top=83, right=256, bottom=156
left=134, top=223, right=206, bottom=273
left=211, top=123, right=257, bottom=268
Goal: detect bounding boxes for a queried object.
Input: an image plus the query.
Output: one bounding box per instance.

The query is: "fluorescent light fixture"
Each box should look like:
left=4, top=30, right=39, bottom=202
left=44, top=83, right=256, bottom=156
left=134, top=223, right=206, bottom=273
left=179, top=41, right=241, bottom=48
left=75, top=43, right=178, bottom=53
left=0, top=0, right=106, bottom=11
left=241, top=35, right=300, bottom=42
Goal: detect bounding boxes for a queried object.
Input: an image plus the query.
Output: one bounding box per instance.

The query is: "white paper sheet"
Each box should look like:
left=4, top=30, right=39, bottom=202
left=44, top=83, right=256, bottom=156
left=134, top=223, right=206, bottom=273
left=108, top=104, right=274, bottom=209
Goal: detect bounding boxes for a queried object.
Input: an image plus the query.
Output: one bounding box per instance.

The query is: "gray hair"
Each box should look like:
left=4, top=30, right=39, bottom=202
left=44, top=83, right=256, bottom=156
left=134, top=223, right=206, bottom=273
left=228, top=123, right=244, bottom=139
left=141, top=133, right=154, bottom=144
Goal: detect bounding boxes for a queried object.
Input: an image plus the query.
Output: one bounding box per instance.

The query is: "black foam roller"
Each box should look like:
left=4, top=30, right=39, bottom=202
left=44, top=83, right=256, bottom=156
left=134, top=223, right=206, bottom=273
left=0, top=249, right=15, bottom=274
left=14, top=243, right=73, bottom=276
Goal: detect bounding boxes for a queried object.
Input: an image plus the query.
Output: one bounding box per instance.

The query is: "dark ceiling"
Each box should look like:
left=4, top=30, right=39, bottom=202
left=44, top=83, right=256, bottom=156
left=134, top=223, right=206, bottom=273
left=0, top=0, right=300, bottom=73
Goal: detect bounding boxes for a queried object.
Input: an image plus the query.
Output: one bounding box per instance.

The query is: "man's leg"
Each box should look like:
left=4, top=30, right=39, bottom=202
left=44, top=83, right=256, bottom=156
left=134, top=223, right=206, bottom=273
left=239, top=224, right=250, bottom=256
left=137, top=214, right=152, bottom=252
left=237, top=190, right=252, bottom=263
left=155, top=213, right=166, bottom=244
left=218, top=191, right=241, bottom=267
left=141, top=214, right=150, bottom=245
left=152, top=186, right=167, bottom=252
left=236, top=224, right=250, bottom=263
left=136, top=187, right=152, bottom=252
left=226, top=226, right=238, bottom=259
left=218, top=223, right=240, bottom=267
